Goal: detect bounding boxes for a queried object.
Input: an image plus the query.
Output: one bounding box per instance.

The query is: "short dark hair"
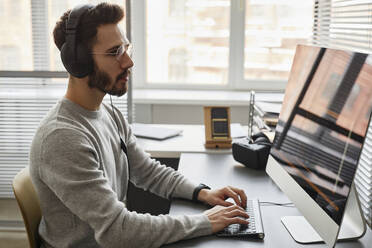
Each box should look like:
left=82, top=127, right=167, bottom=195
left=53, top=3, right=124, bottom=52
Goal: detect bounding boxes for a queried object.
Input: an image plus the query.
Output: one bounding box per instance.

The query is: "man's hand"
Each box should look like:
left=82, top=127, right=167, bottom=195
left=204, top=205, right=249, bottom=233
left=197, top=186, right=247, bottom=208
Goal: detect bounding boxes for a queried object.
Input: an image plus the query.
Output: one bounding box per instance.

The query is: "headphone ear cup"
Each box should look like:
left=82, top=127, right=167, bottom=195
left=75, top=43, right=93, bottom=77
left=61, top=42, right=93, bottom=78
left=61, top=42, right=74, bottom=75
left=255, top=137, right=267, bottom=143
left=252, top=132, right=272, bottom=147
left=252, top=132, right=267, bottom=141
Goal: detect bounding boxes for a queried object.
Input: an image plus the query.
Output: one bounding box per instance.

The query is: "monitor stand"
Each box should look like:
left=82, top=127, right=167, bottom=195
left=281, top=185, right=366, bottom=244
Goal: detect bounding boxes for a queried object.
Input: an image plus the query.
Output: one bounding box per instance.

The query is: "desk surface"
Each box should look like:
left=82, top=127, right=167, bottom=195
left=165, top=153, right=372, bottom=248
left=135, top=124, right=274, bottom=158
left=136, top=125, right=233, bottom=158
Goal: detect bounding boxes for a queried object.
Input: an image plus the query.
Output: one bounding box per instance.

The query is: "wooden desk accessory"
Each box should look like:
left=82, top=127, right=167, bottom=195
left=204, top=106, right=232, bottom=148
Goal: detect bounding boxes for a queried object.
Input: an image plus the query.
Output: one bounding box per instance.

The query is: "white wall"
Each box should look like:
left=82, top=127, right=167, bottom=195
left=135, top=104, right=250, bottom=125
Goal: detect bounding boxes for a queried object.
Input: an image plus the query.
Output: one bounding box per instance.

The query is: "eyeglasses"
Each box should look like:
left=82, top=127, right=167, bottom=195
left=91, top=43, right=133, bottom=61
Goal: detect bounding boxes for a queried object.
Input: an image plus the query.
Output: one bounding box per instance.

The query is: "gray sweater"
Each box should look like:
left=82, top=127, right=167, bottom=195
left=29, top=97, right=212, bottom=248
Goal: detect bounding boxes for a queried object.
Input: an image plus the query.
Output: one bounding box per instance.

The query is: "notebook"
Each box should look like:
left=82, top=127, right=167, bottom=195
left=131, top=123, right=183, bottom=140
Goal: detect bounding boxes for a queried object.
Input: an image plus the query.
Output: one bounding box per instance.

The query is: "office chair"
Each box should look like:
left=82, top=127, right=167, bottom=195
left=12, top=167, right=41, bottom=248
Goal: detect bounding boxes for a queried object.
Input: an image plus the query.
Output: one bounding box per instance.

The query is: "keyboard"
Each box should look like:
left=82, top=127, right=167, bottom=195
left=217, top=198, right=265, bottom=239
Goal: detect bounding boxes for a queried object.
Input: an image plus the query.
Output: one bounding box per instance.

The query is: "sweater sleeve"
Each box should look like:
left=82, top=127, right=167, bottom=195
left=121, top=119, right=200, bottom=200
left=39, top=128, right=212, bottom=248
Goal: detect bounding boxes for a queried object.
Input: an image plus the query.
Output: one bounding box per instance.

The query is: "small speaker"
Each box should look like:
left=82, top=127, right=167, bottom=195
left=204, top=106, right=232, bottom=148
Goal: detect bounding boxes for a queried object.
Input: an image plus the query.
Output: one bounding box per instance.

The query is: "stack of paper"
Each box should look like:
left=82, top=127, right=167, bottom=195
left=355, top=123, right=372, bottom=228
left=254, top=102, right=281, bottom=127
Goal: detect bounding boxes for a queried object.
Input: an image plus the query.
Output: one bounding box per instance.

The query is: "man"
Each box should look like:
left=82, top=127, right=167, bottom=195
left=30, top=3, right=249, bottom=248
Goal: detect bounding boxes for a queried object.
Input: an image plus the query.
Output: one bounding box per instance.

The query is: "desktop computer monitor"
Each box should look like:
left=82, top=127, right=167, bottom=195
left=266, top=44, right=372, bottom=247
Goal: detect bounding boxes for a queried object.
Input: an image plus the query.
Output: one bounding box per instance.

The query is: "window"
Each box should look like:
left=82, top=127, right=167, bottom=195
left=243, top=0, right=313, bottom=81
left=0, top=1, right=32, bottom=70
left=0, top=0, right=127, bottom=72
left=1, top=0, right=314, bottom=90
left=145, top=0, right=231, bottom=85
left=133, top=0, right=314, bottom=90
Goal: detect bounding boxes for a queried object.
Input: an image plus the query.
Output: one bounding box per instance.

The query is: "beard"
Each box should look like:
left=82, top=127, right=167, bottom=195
left=88, top=63, right=128, bottom=97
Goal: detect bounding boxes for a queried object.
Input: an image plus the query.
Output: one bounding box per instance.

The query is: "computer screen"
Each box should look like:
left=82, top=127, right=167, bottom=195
left=268, top=44, right=372, bottom=245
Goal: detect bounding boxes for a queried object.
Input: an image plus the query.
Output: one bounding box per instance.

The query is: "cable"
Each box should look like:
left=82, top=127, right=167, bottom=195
left=259, top=201, right=295, bottom=207
left=110, top=95, right=121, bottom=134
left=109, top=95, right=130, bottom=178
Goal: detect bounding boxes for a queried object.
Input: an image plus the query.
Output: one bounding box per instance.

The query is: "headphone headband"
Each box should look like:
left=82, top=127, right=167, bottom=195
left=60, top=4, right=94, bottom=78
left=66, top=4, right=93, bottom=32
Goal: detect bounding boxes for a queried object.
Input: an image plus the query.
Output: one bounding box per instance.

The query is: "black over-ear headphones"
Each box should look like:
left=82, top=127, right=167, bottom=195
left=60, top=4, right=94, bottom=78
left=251, top=132, right=272, bottom=147
left=232, top=132, right=272, bottom=170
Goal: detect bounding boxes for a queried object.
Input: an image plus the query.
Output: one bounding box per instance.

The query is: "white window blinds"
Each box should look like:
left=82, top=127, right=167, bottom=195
left=313, top=0, right=372, bottom=52
left=313, top=0, right=372, bottom=228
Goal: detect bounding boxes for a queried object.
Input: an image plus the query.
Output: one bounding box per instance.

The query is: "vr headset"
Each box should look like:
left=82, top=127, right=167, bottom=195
left=232, top=132, right=272, bottom=170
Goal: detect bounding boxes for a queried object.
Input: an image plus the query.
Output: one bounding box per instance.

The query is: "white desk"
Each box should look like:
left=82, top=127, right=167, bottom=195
left=165, top=153, right=372, bottom=248
left=136, top=124, right=233, bottom=158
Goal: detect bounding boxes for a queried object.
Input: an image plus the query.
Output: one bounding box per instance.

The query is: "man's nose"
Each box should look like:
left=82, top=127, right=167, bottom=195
left=119, top=54, right=134, bottom=70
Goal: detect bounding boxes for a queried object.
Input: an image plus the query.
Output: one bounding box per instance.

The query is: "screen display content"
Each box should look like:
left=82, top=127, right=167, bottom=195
left=271, top=45, right=372, bottom=225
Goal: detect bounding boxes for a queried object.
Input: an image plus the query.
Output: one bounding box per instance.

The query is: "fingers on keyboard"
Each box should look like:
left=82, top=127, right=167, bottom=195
left=229, top=217, right=249, bottom=225
left=226, top=209, right=249, bottom=219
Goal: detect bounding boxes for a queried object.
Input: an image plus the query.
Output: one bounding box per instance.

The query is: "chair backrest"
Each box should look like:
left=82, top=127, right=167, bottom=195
left=12, top=167, right=42, bottom=248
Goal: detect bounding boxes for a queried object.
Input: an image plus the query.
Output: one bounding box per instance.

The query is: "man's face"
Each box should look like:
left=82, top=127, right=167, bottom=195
left=89, top=23, right=134, bottom=97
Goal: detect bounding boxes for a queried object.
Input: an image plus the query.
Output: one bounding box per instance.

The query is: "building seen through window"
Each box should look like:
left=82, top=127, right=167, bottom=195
left=0, top=1, right=32, bottom=70
left=146, top=0, right=313, bottom=85
left=244, top=0, right=313, bottom=81
left=146, top=0, right=231, bottom=85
